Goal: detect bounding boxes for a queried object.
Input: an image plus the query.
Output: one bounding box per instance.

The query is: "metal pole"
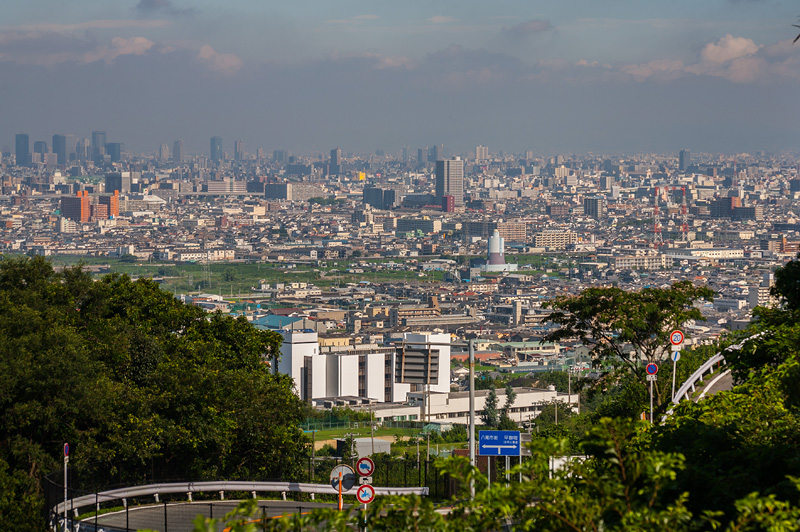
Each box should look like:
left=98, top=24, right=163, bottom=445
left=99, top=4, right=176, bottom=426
left=338, top=471, right=343, bottom=511
left=63, top=453, right=68, bottom=532
left=672, top=357, right=677, bottom=402
left=505, top=456, right=510, bottom=485
left=650, top=379, right=654, bottom=424
left=370, top=407, right=375, bottom=456
left=468, top=339, right=476, bottom=498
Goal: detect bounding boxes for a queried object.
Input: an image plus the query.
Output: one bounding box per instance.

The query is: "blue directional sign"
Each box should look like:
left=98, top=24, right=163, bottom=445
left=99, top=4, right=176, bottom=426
left=479, top=430, right=521, bottom=456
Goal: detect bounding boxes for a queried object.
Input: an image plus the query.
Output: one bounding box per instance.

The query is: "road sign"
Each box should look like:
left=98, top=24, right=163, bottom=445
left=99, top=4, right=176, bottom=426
left=646, top=363, right=658, bottom=375
left=356, top=457, right=375, bottom=477
left=646, top=374, right=657, bottom=382
left=359, top=476, right=373, bottom=485
left=356, top=484, right=376, bottom=504
left=329, top=465, right=356, bottom=492
left=63, top=443, right=69, bottom=458
left=672, top=351, right=681, bottom=362
left=670, top=330, right=685, bottom=346
left=479, top=430, right=521, bottom=456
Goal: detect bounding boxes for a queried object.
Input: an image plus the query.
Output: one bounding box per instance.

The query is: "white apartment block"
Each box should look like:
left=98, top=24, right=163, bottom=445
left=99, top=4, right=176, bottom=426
left=277, top=332, right=451, bottom=403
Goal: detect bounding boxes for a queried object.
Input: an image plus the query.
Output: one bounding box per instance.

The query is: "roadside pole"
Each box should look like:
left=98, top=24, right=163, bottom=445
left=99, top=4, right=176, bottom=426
left=669, top=330, right=685, bottom=402
left=63, top=443, right=69, bottom=532
left=468, top=339, right=476, bottom=499
left=645, top=363, right=658, bottom=424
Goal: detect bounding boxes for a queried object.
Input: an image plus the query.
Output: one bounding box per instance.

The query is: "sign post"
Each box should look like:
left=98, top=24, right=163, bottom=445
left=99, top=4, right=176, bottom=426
left=669, top=330, right=685, bottom=402
left=329, top=464, right=356, bottom=512
left=645, top=363, right=659, bottom=423
left=355, top=457, right=375, bottom=530
left=63, top=443, right=69, bottom=532
left=479, top=431, right=521, bottom=488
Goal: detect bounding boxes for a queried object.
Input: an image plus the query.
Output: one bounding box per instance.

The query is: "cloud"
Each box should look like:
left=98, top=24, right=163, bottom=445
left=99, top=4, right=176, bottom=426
left=354, top=15, right=379, bottom=21
left=135, top=0, right=197, bottom=17
left=197, top=44, right=243, bottom=75
left=622, top=59, right=685, bottom=82
left=617, top=35, right=799, bottom=84
left=2, top=19, right=169, bottom=32
left=428, top=16, right=456, bottom=24
left=699, top=34, right=759, bottom=63
left=501, top=19, right=553, bottom=39
left=80, top=36, right=154, bottom=64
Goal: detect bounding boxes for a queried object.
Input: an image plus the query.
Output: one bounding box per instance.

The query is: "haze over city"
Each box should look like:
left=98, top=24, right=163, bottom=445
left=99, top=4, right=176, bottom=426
left=2, top=0, right=799, bottom=155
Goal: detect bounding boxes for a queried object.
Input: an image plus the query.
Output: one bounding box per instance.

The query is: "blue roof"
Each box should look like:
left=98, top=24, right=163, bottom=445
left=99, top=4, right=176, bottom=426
left=252, top=315, right=303, bottom=330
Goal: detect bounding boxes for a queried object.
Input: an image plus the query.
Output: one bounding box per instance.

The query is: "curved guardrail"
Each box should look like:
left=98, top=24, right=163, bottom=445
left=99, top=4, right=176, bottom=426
left=663, top=332, right=766, bottom=420
left=52, top=480, right=428, bottom=530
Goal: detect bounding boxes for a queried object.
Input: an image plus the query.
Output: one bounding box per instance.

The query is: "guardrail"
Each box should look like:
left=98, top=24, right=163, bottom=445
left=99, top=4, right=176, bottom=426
left=663, top=332, right=766, bottom=420
left=53, top=480, right=428, bottom=522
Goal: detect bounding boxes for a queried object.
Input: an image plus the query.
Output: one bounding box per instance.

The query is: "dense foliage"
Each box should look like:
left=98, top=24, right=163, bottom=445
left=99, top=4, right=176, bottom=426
left=0, top=256, right=308, bottom=531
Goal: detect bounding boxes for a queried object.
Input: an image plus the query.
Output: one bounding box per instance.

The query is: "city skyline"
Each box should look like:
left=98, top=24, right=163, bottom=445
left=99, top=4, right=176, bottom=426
left=0, top=1, right=798, bottom=154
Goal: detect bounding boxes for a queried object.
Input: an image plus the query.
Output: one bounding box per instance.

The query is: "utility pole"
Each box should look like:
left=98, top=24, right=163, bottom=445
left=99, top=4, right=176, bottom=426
left=468, top=339, right=476, bottom=499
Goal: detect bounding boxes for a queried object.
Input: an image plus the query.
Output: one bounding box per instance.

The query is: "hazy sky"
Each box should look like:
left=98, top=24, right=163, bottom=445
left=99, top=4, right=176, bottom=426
left=1, top=0, right=798, bottom=156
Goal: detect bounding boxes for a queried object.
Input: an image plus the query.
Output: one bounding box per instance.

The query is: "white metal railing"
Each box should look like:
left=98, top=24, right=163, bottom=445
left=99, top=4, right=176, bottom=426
left=663, top=332, right=766, bottom=420
left=54, top=480, right=428, bottom=517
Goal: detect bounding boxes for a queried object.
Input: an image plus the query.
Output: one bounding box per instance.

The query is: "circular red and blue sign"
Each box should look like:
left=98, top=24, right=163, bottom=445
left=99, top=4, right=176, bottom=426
left=646, top=363, right=658, bottom=375
left=356, top=484, right=375, bottom=504
left=63, top=443, right=69, bottom=457
left=356, top=457, right=375, bottom=477
left=670, top=330, right=685, bottom=346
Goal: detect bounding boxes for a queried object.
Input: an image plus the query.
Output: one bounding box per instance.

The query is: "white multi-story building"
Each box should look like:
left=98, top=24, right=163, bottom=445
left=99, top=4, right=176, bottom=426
left=277, top=332, right=451, bottom=403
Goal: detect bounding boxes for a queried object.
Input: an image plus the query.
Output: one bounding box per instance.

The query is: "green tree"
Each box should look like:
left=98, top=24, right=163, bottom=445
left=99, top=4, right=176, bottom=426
left=544, top=280, right=714, bottom=408
left=480, top=388, right=499, bottom=428
left=0, top=257, right=308, bottom=530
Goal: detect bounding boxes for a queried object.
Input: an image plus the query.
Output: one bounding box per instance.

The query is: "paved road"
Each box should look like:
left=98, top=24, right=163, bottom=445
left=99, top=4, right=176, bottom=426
left=695, top=369, right=733, bottom=401
left=80, top=500, right=340, bottom=532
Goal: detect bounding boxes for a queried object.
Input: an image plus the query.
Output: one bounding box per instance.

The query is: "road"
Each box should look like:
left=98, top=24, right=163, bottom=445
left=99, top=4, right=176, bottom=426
left=81, top=500, right=340, bottom=532
left=695, top=369, right=733, bottom=401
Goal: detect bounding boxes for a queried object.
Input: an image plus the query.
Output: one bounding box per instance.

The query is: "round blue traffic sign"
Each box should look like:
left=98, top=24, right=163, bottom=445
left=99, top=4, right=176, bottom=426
left=63, top=443, right=69, bottom=457
left=645, top=363, right=658, bottom=375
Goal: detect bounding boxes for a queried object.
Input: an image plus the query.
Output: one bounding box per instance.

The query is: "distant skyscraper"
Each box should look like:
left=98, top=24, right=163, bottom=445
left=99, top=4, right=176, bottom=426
left=435, top=157, right=464, bottom=206
left=330, top=147, right=342, bottom=175
left=475, top=145, right=488, bottom=161
left=234, top=140, right=244, bottom=161
left=402, top=146, right=409, bottom=163
left=429, top=144, right=443, bottom=162
left=584, top=197, right=606, bottom=219
left=52, top=134, right=67, bottom=165
left=210, top=136, right=223, bottom=162
left=679, top=149, right=691, bottom=172
left=33, top=141, right=48, bottom=155
left=15, top=134, right=30, bottom=166
left=173, top=140, right=184, bottom=163
left=273, top=150, right=288, bottom=163
left=106, top=142, right=122, bottom=163
left=159, top=143, right=170, bottom=161
left=92, top=131, right=106, bottom=163
left=417, top=148, right=428, bottom=167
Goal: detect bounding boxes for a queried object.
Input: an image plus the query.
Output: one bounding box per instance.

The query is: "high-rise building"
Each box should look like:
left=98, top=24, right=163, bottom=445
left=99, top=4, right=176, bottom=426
left=429, top=144, right=443, bottom=162
left=60, top=191, right=90, bottom=222
left=679, top=149, right=691, bottom=172
left=435, top=157, right=464, bottom=206
left=98, top=190, right=120, bottom=218
left=105, top=172, right=131, bottom=194
left=33, top=141, right=48, bottom=156
left=210, top=136, right=223, bottom=163
left=52, top=135, right=67, bottom=165
left=15, top=134, right=30, bottom=166
left=106, top=143, right=122, bottom=163
left=172, top=140, right=184, bottom=163
left=234, top=140, right=244, bottom=161
left=475, top=145, right=488, bottom=161
left=159, top=144, right=170, bottom=161
left=330, top=147, right=342, bottom=175
left=273, top=150, right=288, bottom=163
left=583, top=197, right=606, bottom=219
left=92, top=131, right=106, bottom=163
left=417, top=148, right=428, bottom=167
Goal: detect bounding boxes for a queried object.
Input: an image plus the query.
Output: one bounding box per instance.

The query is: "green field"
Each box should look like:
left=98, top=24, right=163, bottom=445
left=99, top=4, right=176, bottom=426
left=44, top=255, right=444, bottom=297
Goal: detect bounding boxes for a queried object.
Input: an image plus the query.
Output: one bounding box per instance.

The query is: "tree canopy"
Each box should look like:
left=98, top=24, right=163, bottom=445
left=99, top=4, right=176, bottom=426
left=0, top=256, right=308, bottom=531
